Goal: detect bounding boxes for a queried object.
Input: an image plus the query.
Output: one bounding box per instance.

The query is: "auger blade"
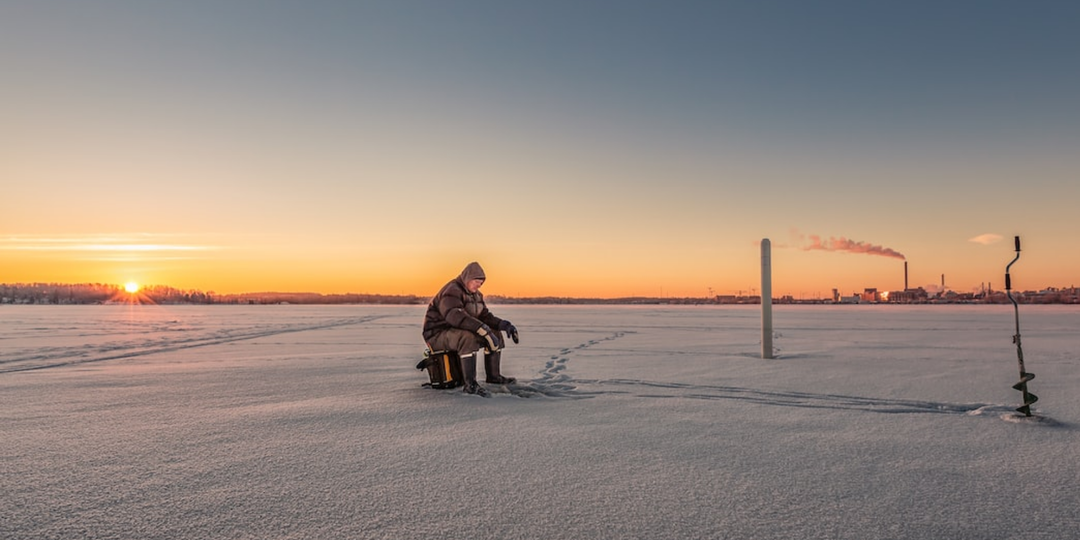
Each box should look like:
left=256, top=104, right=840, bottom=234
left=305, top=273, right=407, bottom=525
left=1012, top=372, right=1035, bottom=390
left=1013, top=385, right=1038, bottom=417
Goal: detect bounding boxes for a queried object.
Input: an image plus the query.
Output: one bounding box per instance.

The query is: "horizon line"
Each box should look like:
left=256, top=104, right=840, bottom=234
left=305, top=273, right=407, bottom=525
left=3, top=281, right=1079, bottom=303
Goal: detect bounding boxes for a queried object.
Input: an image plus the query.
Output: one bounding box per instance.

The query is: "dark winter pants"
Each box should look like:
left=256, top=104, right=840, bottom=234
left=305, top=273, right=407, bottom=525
left=426, top=328, right=487, bottom=357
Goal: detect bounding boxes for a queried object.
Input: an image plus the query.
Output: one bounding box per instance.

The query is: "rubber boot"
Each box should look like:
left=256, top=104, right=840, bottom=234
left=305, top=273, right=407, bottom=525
left=484, top=350, right=517, bottom=385
left=459, top=353, right=490, bottom=397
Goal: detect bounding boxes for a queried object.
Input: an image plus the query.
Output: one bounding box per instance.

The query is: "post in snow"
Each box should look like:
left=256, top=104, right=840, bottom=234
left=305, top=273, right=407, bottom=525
left=761, top=238, right=774, bottom=359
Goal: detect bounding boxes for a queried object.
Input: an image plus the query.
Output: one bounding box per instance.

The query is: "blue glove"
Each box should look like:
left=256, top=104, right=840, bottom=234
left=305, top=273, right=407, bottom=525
left=500, top=320, right=519, bottom=344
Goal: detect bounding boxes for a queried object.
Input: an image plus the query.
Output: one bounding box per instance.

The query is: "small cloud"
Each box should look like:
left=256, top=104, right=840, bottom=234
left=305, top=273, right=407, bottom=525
left=969, top=233, right=1003, bottom=246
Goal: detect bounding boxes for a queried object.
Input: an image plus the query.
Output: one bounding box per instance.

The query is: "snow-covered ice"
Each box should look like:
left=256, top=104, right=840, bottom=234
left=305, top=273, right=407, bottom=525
left=2, top=304, right=1078, bottom=539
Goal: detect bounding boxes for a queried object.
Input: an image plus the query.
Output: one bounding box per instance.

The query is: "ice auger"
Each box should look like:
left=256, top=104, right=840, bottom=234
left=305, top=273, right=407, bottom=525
left=1005, top=236, right=1037, bottom=417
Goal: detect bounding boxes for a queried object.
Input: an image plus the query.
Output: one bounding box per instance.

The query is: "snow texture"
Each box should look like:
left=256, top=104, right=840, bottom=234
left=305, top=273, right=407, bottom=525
left=2, top=304, right=1078, bottom=540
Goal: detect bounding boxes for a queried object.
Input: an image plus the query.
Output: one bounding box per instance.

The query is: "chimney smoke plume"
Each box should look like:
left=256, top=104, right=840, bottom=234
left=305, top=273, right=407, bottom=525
left=803, top=235, right=906, bottom=260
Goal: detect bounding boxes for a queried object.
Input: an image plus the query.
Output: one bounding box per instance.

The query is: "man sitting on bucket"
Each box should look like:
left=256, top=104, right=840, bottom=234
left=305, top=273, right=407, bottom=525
left=422, top=261, right=520, bottom=397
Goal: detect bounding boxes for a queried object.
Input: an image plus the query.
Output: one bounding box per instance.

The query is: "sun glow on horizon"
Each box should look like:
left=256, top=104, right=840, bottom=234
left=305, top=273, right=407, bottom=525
left=124, top=282, right=141, bottom=294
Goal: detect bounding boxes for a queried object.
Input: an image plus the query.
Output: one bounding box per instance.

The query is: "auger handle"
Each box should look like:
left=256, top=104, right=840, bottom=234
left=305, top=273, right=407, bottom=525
left=1005, top=236, right=1021, bottom=291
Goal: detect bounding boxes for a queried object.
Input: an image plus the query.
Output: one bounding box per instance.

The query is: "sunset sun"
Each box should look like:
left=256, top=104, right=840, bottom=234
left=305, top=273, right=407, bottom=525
left=124, top=282, right=141, bottom=294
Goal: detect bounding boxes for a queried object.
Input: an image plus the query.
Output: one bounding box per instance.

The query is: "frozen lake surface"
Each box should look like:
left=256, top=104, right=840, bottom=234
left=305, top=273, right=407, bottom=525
left=2, top=304, right=1078, bottom=539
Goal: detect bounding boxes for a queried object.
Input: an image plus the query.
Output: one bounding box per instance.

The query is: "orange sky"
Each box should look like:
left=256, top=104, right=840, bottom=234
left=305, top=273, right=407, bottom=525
left=2, top=231, right=1070, bottom=299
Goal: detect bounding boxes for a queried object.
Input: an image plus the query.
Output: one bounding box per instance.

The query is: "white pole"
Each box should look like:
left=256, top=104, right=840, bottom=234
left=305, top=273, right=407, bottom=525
left=761, top=238, right=774, bottom=359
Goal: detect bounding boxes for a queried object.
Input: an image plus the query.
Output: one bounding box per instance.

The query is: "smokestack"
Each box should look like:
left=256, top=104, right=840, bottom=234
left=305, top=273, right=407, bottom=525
left=904, top=261, right=909, bottom=290
left=941, top=274, right=945, bottom=288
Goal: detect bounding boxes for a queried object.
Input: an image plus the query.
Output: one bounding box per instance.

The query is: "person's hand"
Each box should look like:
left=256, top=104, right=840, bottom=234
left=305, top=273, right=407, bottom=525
left=477, top=324, right=501, bottom=352
left=500, top=320, right=519, bottom=344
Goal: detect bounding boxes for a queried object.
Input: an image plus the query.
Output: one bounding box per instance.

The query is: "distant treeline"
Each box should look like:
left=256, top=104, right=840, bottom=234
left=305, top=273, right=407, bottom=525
left=0, top=283, right=424, bottom=305
left=486, top=295, right=707, bottom=305
left=0, top=283, right=678, bottom=306
left=4, top=283, right=1078, bottom=306
left=1, top=283, right=711, bottom=306
left=217, top=292, right=425, bottom=305
left=1, top=283, right=158, bottom=304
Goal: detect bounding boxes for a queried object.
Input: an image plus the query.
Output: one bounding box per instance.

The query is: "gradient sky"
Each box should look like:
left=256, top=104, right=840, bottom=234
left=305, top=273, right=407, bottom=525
left=4, top=1, right=1079, bottom=298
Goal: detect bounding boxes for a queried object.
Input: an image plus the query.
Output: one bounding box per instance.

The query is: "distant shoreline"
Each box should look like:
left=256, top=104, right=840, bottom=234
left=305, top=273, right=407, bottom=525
left=3, top=282, right=1078, bottom=306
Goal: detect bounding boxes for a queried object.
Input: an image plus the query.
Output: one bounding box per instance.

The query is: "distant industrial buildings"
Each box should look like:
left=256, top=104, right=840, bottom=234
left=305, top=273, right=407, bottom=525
left=762, top=286, right=1080, bottom=305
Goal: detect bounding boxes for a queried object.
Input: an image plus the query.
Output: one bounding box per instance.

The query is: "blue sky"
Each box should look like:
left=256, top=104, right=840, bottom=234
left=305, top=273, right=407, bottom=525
left=3, top=1, right=1079, bottom=296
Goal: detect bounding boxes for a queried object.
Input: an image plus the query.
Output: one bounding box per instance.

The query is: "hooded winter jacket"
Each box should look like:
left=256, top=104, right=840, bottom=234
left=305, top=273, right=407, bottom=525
left=422, top=262, right=505, bottom=342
